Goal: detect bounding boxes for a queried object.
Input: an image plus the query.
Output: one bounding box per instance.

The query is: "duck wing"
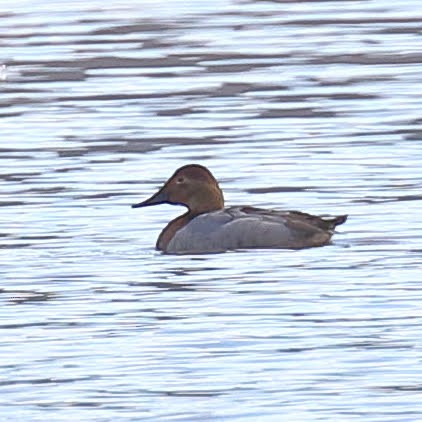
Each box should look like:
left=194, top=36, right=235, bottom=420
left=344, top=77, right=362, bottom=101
left=239, top=206, right=348, bottom=231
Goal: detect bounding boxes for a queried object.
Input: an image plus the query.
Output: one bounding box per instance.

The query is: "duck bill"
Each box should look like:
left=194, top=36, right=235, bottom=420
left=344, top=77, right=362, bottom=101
left=131, top=189, right=169, bottom=208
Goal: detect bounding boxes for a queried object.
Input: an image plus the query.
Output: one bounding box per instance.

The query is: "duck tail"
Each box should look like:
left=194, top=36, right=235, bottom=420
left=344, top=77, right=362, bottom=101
left=328, top=214, right=348, bottom=230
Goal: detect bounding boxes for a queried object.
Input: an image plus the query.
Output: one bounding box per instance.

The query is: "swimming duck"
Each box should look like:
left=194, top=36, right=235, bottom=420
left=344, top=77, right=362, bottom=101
left=132, top=164, right=347, bottom=254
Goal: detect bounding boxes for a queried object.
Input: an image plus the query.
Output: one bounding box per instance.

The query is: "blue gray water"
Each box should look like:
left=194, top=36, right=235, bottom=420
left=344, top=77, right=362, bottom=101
left=1, top=0, right=422, bottom=420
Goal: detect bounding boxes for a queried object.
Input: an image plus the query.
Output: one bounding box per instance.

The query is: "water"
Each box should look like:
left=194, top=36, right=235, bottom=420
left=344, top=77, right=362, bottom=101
left=1, top=0, right=422, bottom=420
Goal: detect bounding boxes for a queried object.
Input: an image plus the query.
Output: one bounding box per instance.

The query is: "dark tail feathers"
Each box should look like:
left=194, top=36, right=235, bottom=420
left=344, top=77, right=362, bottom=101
left=326, top=215, right=348, bottom=230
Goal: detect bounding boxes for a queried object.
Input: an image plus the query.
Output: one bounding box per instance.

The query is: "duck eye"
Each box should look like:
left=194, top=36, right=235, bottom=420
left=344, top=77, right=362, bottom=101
left=176, top=177, right=185, bottom=184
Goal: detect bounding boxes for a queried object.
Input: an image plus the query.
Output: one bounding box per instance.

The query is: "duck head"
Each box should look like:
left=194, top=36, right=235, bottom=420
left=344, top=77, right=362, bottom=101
left=132, top=164, right=224, bottom=215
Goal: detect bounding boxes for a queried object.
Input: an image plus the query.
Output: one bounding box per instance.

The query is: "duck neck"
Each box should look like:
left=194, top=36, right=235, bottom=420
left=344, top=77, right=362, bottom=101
left=188, top=185, right=224, bottom=217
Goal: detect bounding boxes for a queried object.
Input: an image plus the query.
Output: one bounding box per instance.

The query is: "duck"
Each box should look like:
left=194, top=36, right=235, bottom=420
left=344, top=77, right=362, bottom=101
left=132, top=164, right=347, bottom=254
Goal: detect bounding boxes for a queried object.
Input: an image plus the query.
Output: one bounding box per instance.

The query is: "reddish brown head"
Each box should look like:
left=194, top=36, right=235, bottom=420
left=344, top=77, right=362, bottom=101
left=132, top=164, right=224, bottom=215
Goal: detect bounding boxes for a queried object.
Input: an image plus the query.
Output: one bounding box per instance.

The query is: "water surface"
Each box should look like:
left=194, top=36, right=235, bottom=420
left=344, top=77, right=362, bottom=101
left=1, top=0, right=422, bottom=420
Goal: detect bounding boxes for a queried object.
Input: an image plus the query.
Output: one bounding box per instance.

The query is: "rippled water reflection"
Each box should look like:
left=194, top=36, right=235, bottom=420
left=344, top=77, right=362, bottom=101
left=1, top=0, right=422, bottom=420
